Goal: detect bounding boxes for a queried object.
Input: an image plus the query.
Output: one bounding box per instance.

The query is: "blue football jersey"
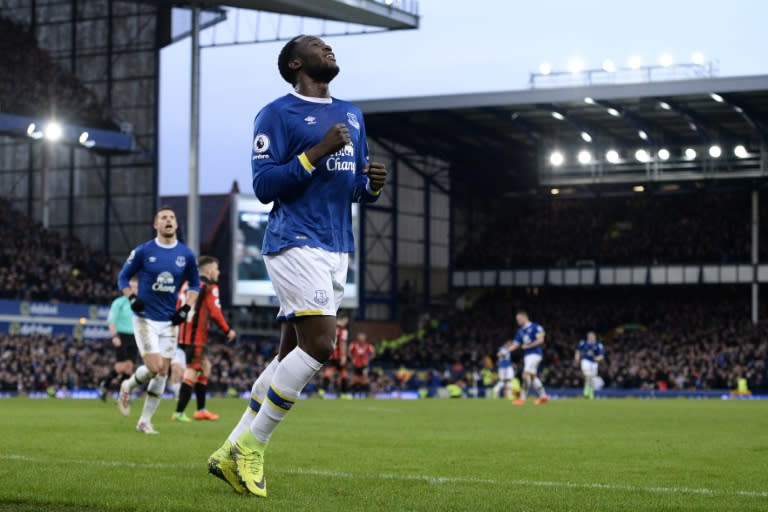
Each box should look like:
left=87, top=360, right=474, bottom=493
left=497, top=345, right=512, bottom=368
left=250, top=92, right=381, bottom=256
left=577, top=340, right=605, bottom=362
left=117, top=239, right=200, bottom=322
left=513, top=322, right=545, bottom=356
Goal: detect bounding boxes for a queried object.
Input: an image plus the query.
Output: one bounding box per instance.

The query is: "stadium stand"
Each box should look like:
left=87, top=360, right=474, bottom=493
left=455, top=191, right=760, bottom=268
left=0, top=198, right=121, bottom=304
left=0, top=16, right=115, bottom=128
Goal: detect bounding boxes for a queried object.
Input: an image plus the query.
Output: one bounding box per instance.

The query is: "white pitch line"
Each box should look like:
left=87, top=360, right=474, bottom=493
left=2, top=453, right=766, bottom=499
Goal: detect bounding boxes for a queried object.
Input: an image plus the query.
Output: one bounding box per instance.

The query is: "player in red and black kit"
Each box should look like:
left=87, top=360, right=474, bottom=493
left=322, top=311, right=349, bottom=396
left=349, top=332, right=375, bottom=397
left=173, top=256, right=237, bottom=421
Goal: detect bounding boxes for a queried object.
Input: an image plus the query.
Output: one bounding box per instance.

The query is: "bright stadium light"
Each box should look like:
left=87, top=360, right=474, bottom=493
left=684, top=147, right=697, bottom=160
left=44, top=121, right=62, bottom=141
left=734, top=145, right=749, bottom=159
left=635, top=149, right=651, bottom=163
left=568, top=58, right=585, bottom=74
left=551, top=111, right=565, bottom=121
left=692, top=51, right=705, bottom=65
left=657, top=148, right=670, bottom=161
left=633, top=185, right=645, bottom=193
left=539, top=62, right=552, bottom=75
left=638, top=130, right=648, bottom=141
left=708, top=145, right=722, bottom=158
left=602, top=59, right=616, bottom=72
left=549, top=151, right=565, bottom=167
left=606, top=149, right=621, bottom=164
left=577, top=150, right=592, bottom=165
left=628, top=55, right=643, bottom=70
left=659, top=53, right=674, bottom=67
left=26, top=123, right=43, bottom=140
left=709, top=93, right=724, bottom=103
left=584, top=97, right=596, bottom=105
left=79, top=131, right=96, bottom=148
left=550, top=188, right=560, bottom=195
left=580, top=131, right=593, bottom=143
left=606, top=107, right=621, bottom=117
left=658, top=101, right=672, bottom=110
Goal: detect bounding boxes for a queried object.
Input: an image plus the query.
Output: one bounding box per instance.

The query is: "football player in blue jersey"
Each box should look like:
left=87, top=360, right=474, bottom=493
left=575, top=331, right=605, bottom=399
left=492, top=343, right=514, bottom=399
left=208, top=35, right=386, bottom=498
left=116, top=206, right=200, bottom=434
left=509, top=310, right=550, bottom=405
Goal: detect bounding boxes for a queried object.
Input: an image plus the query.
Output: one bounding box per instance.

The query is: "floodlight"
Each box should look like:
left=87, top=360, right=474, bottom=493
left=606, top=149, right=620, bottom=164
left=580, top=132, right=592, bottom=143
left=709, top=93, right=724, bottom=103
left=658, top=101, right=672, bottom=110
left=606, top=108, right=621, bottom=117
left=44, top=121, right=62, bottom=141
left=602, top=59, right=616, bottom=72
left=568, top=58, right=585, bottom=74
left=577, top=150, right=592, bottom=165
left=628, top=56, right=642, bottom=70
left=633, top=185, right=645, bottom=193
left=584, top=97, right=595, bottom=105
left=550, top=188, right=560, bottom=196
left=708, top=145, right=722, bottom=158
left=657, top=148, right=670, bottom=161
left=692, top=52, right=705, bottom=65
left=734, top=145, right=749, bottom=159
left=635, top=149, right=651, bottom=163
left=684, top=148, right=697, bottom=160
left=549, top=151, right=565, bottom=167
left=659, top=53, right=674, bottom=67
left=26, top=123, right=43, bottom=140
left=638, top=130, right=648, bottom=141
left=551, top=111, right=565, bottom=121
left=79, top=131, right=96, bottom=148
left=539, top=62, right=552, bottom=75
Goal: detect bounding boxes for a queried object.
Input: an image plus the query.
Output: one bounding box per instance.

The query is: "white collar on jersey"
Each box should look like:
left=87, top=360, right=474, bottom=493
left=154, top=238, right=178, bottom=249
left=291, top=91, right=332, bottom=104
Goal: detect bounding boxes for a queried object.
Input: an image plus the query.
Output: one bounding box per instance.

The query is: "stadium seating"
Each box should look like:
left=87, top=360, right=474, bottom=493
left=0, top=16, right=115, bottom=128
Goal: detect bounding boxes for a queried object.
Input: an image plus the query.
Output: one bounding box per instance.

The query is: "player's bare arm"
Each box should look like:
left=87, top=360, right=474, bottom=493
left=365, top=162, right=387, bottom=191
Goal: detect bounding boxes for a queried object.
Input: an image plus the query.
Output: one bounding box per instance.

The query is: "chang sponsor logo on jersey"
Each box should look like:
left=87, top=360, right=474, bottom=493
left=326, top=143, right=356, bottom=172
left=151, top=271, right=176, bottom=293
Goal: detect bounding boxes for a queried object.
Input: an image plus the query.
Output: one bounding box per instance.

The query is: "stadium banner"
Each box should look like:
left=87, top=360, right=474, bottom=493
left=0, top=320, right=111, bottom=340
left=0, top=299, right=110, bottom=321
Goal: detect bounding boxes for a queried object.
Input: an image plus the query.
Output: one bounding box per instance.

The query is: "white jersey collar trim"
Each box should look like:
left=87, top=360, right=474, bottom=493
left=291, top=91, right=332, bottom=104
left=154, top=238, right=178, bottom=249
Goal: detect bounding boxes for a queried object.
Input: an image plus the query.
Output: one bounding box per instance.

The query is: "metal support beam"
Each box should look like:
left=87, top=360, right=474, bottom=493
left=187, top=7, right=201, bottom=253
left=423, top=175, right=430, bottom=310
left=752, top=189, right=759, bottom=325
left=389, top=158, right=399, bottom=321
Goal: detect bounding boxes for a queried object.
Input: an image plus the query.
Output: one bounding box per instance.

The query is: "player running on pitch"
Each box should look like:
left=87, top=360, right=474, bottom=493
left=575, top=331, right=604, bottom=399
left=509, top=310, right=549, bottom=405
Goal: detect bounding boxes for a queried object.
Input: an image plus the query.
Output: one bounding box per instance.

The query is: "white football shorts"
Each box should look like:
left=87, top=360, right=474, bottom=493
left=523, top=354, right=543, bottom=375
left=581, top=359, right=599, bottom=377
left=132, top=316, right=178, bottom=359
left=498, top=366, right=515, bottom=381
left=265, top=246, right=348, bottom=320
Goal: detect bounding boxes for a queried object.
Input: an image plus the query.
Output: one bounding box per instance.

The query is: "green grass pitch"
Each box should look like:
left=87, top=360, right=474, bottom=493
left=1, top=397, right=767, bottom=511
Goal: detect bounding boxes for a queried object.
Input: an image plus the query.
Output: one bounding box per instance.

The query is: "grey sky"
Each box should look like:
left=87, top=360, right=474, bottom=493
left=159, top=0, right=768, bottom=196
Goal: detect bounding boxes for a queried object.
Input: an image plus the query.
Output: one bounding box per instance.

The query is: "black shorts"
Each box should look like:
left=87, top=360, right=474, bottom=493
left=353, top=367, right=368, bottom=377
left=115, top=333, right=139, bottom=363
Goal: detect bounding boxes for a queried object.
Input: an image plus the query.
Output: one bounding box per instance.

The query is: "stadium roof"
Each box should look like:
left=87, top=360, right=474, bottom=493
left=356, top=74, right=768, bottom=194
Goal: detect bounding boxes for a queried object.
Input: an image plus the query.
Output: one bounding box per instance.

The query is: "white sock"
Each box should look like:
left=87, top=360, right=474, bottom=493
left=248, top=348, right=321, bottom=444
left=168, top=381, right=181, bottom=399
left=492, top=381, right=503, bottom=398
left=521, top=374, right=531, bottom=400
left=533, top=377, right=546, bottom=396
left=140, top=375, right=167, bottom=423
left=125, top=365, right=153, bottom=391
left=227, top=358, right=280, bottom=443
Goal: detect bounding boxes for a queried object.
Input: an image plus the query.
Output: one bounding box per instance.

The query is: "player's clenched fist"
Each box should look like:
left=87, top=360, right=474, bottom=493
left=321, top=123, right=350, bottom=155
left=365, top=162, right=387, bottom=192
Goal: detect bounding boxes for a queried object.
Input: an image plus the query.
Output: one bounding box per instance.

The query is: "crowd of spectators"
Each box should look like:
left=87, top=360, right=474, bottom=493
left=2, top=287, right=765, bottom=396
left=0, top=198, right=122, bottom=304
left=0, top=16, right=115, bottom=127
left=454, top=191, right=760, bottom=268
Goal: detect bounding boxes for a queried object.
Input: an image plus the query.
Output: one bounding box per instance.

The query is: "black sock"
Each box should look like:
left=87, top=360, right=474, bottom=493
left=176, top=382, right=193, bottom=414
left=194, top=382, right=207, bottom=411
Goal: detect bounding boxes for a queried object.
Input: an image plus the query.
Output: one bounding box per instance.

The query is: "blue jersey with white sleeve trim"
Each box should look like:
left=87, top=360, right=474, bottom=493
left=514, top=322, right=545, bottom=356
left=498, top=345, right=512, bottom=368
left=117, top=239, right=200, bottom=322
left=577, top=340, right=605, bottom=362
left=250, top=92, right=381, bottom=256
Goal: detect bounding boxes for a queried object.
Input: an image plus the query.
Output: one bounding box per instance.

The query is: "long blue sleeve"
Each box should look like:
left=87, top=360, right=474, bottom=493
left=117, top=245, right=143, bottom=290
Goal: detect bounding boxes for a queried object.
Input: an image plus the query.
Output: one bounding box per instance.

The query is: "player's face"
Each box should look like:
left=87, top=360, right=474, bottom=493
left=210, top=262, right=220, bottom=282
left=587, top=332, right=597, bottom=342
left=516, top=314, right=526, bottom=326
left=154, top=209, right=178, bottom=239
left=295, top=36, right=339, bottom=83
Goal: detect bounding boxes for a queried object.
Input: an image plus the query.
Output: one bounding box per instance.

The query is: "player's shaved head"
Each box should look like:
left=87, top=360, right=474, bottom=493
left=278, top=35, right=304, bottom=85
